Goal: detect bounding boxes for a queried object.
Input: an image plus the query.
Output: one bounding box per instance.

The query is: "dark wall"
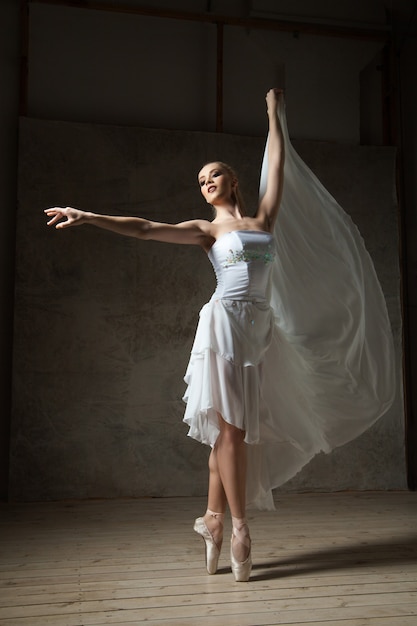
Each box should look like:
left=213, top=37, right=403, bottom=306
left=0, top=0, right=20, bottom=499
left=10, top=119, right=403, bottom=500
left=1, top=0, right=416, bottom=499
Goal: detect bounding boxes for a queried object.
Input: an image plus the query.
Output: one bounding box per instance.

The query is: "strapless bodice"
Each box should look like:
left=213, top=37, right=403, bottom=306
left=208, top=230, right=276, bottom=302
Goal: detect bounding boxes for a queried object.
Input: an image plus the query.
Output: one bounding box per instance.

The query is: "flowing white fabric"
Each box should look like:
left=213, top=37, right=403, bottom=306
left=183, top=99, right=396, bottom=510
left=261, top=99, right=395, bottom=439
left=246, top=99, right=396, bottom=507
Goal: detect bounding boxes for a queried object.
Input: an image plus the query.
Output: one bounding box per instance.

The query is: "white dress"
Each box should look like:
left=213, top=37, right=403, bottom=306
left=183, top=101, right=396, bottom=511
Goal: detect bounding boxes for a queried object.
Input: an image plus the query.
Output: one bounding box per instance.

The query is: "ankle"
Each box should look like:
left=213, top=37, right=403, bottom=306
left=206, top=509, right=225, bottom=525
left=231, top=516, right=248, bottom=531
left=204, top=509, right=224, bottom=545
left=232, top=517, right=250, bottom=541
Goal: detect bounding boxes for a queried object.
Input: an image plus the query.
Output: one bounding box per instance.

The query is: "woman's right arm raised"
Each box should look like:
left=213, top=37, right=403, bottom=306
left=44, top=207, right=213, bottom=248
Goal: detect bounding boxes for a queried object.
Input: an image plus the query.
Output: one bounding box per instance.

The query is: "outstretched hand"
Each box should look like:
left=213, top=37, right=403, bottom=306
left=44, top=206, right=86, bottom=229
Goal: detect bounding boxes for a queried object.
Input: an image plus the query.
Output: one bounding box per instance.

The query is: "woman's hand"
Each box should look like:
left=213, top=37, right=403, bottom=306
left=44, top=206, right=87, bottom=229
left=266, top=88, right=284, bottom=115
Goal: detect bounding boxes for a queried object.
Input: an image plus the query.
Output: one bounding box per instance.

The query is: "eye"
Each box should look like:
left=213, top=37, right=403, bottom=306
left=212, top=171, right=221, bottom=178
left=199, top=179, right=205, bottom=187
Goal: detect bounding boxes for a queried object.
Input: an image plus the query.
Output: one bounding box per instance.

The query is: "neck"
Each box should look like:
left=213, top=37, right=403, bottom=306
left=213, top=203, right=242, bottom=221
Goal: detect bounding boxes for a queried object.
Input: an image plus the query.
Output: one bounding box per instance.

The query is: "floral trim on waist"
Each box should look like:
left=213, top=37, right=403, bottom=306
left=223, top=246, right=276, bottom=267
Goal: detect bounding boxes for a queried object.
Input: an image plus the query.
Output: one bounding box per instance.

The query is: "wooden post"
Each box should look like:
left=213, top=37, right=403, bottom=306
left=381, top=41, right=396, bottom=146
left=20, top=0, right=29, bottom=116
left=216, top=22, right=223, bottom=132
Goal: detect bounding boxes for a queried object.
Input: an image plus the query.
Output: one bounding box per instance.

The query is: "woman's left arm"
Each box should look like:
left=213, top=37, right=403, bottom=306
left=256, top=88, right=285, bottom=231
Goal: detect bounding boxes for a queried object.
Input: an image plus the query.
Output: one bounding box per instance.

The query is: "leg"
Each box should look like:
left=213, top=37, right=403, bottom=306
left=214, top=414, right=251, bottom=569
left=194, top=413, right=252, bottom=580
left=214, top=413, right=247, bottom=519
left=196, top=448, right=226, bottom=567
left=207, top=446, right=227, bottom=514
left=202, top=415, right=248, bottom=553
left=202, top=447, right=226, bottom=547
left=193, top=447, right=226, bottom=575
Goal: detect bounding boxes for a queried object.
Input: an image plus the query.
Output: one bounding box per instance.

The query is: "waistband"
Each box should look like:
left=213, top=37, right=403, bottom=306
left=211, top=295, right=268, bottom=305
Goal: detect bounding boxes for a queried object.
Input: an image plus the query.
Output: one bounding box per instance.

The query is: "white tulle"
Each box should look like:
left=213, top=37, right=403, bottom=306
left=261, top=99, right=395, bottom=440
left=183, top=99, right=396, bottom=510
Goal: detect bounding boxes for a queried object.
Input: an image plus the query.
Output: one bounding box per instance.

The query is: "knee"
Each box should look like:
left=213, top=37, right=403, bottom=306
left=220, top=422, right=246, bottom=447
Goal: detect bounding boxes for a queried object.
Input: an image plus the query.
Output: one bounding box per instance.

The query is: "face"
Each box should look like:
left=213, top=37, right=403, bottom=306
left=198, top=162, right=236, bottom=205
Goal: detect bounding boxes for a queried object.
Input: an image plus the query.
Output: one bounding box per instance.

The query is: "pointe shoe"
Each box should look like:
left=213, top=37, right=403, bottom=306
left=193, top=513, right=223, bottom=574
left=230, top=523, right=252, bottom=582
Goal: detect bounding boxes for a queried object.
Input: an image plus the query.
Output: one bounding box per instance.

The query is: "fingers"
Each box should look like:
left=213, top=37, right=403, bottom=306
left=44, top=207, right=66, bottom=215
left=44, top=207, right=69, bottom=228
left=45, top=214, right=61, bottom=226
left=266, top=87, right=284, bottom=98
left=55, top=220, right=71, bottom=229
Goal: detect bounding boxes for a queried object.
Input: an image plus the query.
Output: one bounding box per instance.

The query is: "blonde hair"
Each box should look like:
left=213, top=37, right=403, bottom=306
left=200, top=161, right=246, bottom=217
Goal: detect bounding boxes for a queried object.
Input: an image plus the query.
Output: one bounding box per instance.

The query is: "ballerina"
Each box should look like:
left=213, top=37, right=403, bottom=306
left=45, top=86, right=395, bottom=582
left=45, top=88, right=285, bottom=582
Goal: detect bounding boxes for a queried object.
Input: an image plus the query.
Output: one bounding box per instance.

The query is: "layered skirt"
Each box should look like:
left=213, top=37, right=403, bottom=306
left=183, top=296, right=331, bottom=510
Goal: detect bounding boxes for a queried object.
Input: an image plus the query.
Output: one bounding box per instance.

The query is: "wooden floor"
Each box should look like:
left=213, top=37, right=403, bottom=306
left=0, top=492, right=416, bottom=626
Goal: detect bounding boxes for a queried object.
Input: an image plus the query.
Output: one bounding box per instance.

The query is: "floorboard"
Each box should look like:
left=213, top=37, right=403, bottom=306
left=0, top=492, right=416, bottom=625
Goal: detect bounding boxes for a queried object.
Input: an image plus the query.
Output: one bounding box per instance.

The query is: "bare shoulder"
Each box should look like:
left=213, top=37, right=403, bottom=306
left=177, top=218, right=216, bottom=241
left=191, top=219, right=217, bottom=251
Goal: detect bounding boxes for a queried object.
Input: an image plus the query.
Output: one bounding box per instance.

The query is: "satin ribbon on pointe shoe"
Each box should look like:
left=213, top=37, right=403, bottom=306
left=230, top=518, right=252, bottom=582
left=193, top=510, right=224, bottom=574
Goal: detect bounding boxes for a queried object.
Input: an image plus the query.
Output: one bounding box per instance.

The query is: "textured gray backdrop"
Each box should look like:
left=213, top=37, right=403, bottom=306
left=10, top=118, right=404, bottom=501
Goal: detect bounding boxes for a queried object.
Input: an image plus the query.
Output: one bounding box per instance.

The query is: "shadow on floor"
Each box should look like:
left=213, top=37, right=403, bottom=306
left=249, top=533, right=417, bottom=581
